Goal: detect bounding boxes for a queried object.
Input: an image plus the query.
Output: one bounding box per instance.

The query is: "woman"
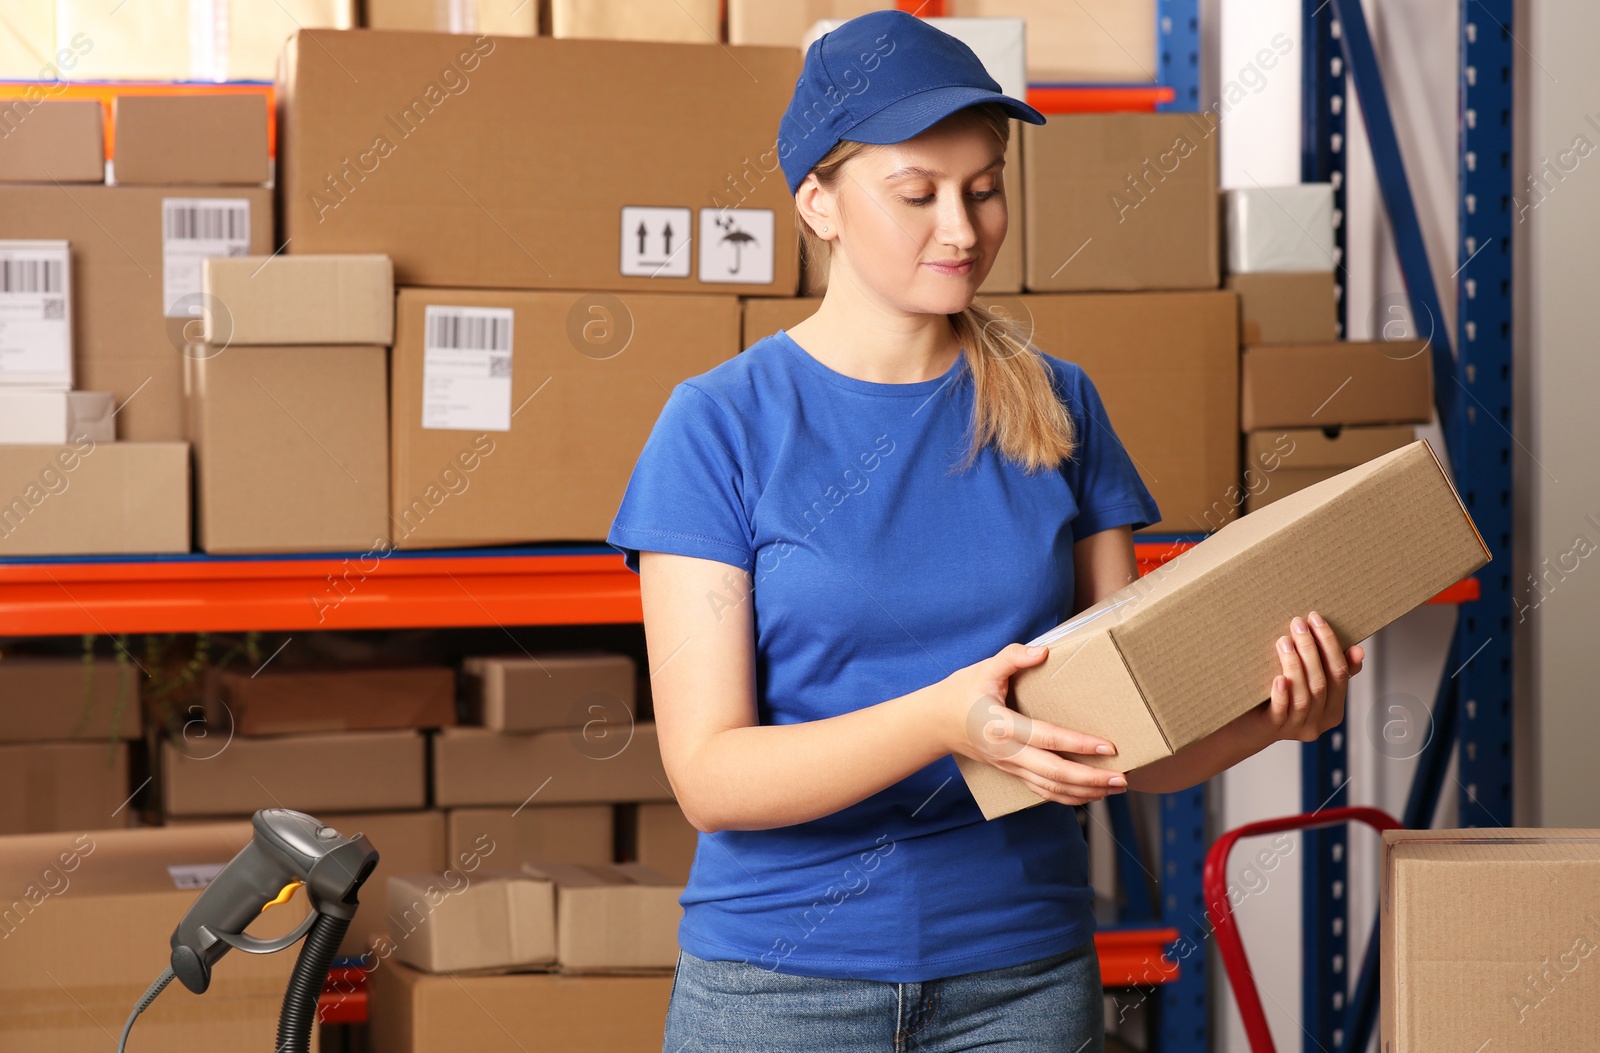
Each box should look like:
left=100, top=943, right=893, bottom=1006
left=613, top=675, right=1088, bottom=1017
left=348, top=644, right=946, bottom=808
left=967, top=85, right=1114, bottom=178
left=606, top=12, right=1363, bottom=1051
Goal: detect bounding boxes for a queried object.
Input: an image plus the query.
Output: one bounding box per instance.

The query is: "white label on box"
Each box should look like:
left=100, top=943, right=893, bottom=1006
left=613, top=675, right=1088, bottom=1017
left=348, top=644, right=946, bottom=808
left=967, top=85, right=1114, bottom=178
left=620, top=206, right=692, bottom=278
left=168, top=862, right=227, bottom=890
left=0, top=241, right=71, bottom=387
left=698, top=207, right=775, bottom=285
left=422, top=305, right=514, bottom=432
left=162, top=198, right=251, bottom=317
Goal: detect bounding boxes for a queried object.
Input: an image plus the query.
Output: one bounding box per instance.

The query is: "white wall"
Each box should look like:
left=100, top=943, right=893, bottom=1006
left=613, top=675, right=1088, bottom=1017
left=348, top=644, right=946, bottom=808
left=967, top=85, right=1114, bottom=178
left=1519, top=3, right=1600, bottom=829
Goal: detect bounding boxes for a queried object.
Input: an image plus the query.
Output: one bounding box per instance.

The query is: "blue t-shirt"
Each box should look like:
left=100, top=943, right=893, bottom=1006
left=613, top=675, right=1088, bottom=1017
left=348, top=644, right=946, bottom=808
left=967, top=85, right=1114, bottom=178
left=606, top=327, right=1160, bottom=983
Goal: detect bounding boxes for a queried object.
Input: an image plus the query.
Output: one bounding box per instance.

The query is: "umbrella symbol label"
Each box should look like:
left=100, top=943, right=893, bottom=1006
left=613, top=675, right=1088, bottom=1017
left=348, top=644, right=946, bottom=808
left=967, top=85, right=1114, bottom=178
left=619, top=206, right=691, bottom=278
left=698, top=207, right=775, bottom=285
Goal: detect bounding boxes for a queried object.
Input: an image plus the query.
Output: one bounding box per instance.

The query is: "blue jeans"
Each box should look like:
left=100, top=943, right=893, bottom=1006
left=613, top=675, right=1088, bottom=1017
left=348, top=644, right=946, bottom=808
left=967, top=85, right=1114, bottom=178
left=662, top=940, right=1105, bottom=1052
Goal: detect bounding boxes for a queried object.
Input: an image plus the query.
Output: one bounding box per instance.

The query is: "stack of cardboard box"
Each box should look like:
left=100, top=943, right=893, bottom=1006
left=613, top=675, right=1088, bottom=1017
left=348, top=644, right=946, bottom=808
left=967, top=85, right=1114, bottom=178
left=186, top=252, right=394, bottom=553
left=0, top=93, right=282, bottom=556
left=0, top=657, right=140, bottom=835
left=159, top=665, right=455, bottom=958
left=277, top=27, right=791, bottom=549
left=443, top=652, right=696, bottom=881
left=1223, top=185, right=1431, bottom=514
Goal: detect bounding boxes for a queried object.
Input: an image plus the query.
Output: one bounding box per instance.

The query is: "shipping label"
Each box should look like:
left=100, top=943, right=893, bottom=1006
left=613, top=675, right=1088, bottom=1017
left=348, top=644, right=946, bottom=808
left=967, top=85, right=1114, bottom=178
left=162, top=198, right=252, bottom=317
left=0, top=240, right=71, bottom=387
left=422, top=305, right=514, bottom=431
left=167, top=862, right=227, bottom=890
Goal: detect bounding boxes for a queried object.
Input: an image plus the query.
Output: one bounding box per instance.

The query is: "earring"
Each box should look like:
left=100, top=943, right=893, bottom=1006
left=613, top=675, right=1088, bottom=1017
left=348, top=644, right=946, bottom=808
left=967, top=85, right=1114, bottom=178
left=820, top=225, right=829, bottom=233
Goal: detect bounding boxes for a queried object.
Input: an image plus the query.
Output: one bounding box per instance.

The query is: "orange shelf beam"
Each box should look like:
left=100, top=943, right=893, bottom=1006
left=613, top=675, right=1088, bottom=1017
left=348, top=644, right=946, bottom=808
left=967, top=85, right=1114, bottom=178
left=1095, top=928, right=1182, bottom=987
left=0, top=541, right=1477, bottom=638
left=0, top=551, right=641, bottom=636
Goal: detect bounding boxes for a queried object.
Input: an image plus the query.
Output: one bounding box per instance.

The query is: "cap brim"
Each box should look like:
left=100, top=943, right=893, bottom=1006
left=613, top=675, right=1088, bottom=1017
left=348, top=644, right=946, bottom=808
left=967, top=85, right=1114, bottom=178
left=843, top=85, right=1046, bottom=145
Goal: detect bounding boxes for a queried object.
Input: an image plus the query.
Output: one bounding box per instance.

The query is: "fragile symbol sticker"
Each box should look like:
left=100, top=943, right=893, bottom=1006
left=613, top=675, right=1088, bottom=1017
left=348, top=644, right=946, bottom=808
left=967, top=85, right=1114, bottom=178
left=698, top=208, right=774, bottom=285
left=620, top=206, right=691, bottom=278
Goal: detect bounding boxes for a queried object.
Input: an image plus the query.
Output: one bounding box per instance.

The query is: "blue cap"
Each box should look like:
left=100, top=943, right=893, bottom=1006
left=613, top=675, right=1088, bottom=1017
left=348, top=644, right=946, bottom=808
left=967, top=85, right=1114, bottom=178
left=777, top=10, right=1046, bottom=196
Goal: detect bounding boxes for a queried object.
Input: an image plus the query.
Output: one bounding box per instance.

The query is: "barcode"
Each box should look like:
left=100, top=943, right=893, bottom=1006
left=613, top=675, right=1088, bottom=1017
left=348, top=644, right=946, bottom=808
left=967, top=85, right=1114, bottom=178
left=166, top=205, right=249, bottom=241
left=0, top=258, right=63, bottom=294
left=428, top=312, right=512, bottom=352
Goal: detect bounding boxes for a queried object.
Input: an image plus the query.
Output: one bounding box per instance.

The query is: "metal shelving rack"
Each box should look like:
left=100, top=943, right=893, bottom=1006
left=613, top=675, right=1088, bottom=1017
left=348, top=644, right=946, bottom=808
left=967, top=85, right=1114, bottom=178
left=0, top=4, right=1512, bottom=1050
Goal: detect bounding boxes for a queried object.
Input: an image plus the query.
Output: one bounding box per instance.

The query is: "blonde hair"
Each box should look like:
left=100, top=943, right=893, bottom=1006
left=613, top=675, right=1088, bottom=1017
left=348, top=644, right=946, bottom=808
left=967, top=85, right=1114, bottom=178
left=795, top=103, right=1077, bottom=475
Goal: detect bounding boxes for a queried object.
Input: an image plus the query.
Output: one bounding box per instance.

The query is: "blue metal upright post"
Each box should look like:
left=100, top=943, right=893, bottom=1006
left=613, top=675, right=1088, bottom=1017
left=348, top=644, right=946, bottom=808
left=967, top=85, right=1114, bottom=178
left=1451, top=0, right=1515, bottom=831
left=1299, top=3, right=1352, bottom=1050
left=1155, top=0, right=1201, bottom=112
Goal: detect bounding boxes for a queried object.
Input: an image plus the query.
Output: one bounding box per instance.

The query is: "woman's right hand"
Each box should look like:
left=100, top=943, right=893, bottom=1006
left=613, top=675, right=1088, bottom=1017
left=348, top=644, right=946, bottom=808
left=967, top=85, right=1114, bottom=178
left=939, top=642, right=1128, bottom=806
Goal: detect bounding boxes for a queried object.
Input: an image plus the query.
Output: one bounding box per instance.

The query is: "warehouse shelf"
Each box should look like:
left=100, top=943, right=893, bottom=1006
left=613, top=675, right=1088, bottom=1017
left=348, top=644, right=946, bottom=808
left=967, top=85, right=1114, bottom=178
left=0, top=539, right=1478, bottom=637
left=0, top=81, right=276, bottom=158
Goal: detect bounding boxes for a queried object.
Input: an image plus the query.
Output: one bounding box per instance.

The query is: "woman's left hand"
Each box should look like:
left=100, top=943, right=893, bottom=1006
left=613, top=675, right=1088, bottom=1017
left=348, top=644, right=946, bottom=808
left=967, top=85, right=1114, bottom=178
left=1262, top=611, right=1365, bottom=743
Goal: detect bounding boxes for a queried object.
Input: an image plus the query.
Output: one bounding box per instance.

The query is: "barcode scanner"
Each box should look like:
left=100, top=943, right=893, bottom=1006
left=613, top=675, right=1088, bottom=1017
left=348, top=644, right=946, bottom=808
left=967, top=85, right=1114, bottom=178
left=118, top=808, right=379, bottom=1053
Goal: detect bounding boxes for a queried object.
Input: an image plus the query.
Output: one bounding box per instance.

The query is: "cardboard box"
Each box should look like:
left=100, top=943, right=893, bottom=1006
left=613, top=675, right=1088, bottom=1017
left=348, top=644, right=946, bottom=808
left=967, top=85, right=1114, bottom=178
left=0, top=185, right=276, bottom=440
left=1241, top=341, right=1432, bottom=431
left=447, top=805, right=615, bottom=869
left=369, top=959, right=672, bottom=1053
left=729, top=0, right=885, bottom=45
left=160, top=729, right=426, bottom=817
left=0, top=390, right=113, bottom=444
left=202, top=254, right=394, bottom=345
left=0, top=656, right=142, bottom=741
left=209, top=666, right=456, bottom=735
left=1225, top=184, right=1337, bottom=273
left=956, top=440, right=1489, bottom=820
left=742, top=296, right=820, bottom=346
left=0, top=823, right=318, bottom=1053
left=463, top=652, right=635, bottom=732
left=982, top=291, right=1239, bottom=534
left=0, top=239, right=72, bottom=389
left=0, top=441, right=190, bottom=556
left=362, top=0, right=537, bottom=35
left=57, top=0, right=352, bottom=80
left=165, top=808, right=446, bottom=959
left=951, top=0, right=1158, bottom=84
left=1243, top=426, right=1415, bottom=513
left=185, top=344, right=389, bottom=553
left=389, top=867, right=557, bottom=973
left=530, top=860, right=682, bottom=971
left=1025, top=114, right=1219, bottom=292
left=279, top=31, right=800, bottom=295
left=1226, top=272, right=1340, bottom=345
left=433, top=723, right=673, bottom=808
left=550, top=0, right=719, bottom=42
left=389, top=289, right=739, bottom=548
left=0, top=99, right=103, bottom=183
left=112, top=95, right=270, bottom=187
left=0, top=741, right=130, bottom=834
left=635, top=802, right=697, bottom=884
left=1382, top=829, right=1600, bottom=1052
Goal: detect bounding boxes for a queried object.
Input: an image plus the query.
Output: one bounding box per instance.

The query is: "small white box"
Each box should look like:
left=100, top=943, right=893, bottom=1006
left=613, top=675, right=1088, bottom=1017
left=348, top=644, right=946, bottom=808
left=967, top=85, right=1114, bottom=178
left=804, top=17, right=1028, bottom=101
left=0, top=390, right=115, bottom=444
left=0, top=240, right=73, bottom=389
left=1225, top=185, right=1338, bottom=273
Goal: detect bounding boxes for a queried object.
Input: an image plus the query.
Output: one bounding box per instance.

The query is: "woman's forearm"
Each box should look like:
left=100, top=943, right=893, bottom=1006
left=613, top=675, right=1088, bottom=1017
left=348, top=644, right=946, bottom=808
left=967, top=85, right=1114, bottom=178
left=681, top=684, right=956, bottom=833
left=1124, top=705, right=1278, bottom=795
